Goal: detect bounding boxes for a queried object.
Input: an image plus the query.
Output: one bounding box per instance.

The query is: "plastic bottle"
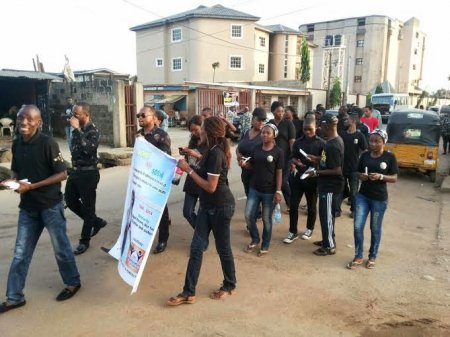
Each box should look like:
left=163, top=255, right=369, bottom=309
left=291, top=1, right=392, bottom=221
left=172, top=166, right=184, bottom=185
left=273, top=203, right=282, bottom=224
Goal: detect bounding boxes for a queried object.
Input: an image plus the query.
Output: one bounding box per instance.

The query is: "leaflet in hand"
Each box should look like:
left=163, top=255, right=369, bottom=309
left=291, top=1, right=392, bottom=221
left=0, top=179, right=30, bottom=190
left=299, top=149, right=309, bottom=158
left=300, top=167, right=316, bottom=180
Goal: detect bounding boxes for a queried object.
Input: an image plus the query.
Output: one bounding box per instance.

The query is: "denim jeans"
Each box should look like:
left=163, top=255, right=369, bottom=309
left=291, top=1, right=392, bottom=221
left=182, top=205, right=236, bottom=296
left=183, top=193, right=199, bottom=229
left=245, top=188, right=275, bottom=249
left=353, top=193, right=388, bottom=259
left=6, top=201, right=80, bottom=304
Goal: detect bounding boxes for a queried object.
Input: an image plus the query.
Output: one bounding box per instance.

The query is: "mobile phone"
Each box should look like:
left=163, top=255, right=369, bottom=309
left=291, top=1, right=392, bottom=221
left=178, top=147, right=184, bottom=155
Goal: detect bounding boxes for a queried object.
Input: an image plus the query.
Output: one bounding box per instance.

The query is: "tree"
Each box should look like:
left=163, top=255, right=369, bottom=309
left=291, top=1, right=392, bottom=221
left=375, top=85, right=383, bottom=94
left=299, top=36, right=310, bottom=84
left=366, top=92, right=372, bottom=105
left=329, top=79, right=342, bottom=108
left=212, top=62, right=220, bottom=82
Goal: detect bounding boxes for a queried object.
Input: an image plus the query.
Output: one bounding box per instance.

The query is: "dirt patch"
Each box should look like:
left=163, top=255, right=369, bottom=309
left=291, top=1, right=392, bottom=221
left=360, top=318, right=450, bottom=337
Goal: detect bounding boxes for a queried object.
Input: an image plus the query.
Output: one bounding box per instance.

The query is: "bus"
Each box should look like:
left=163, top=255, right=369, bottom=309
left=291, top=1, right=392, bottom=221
left=371, top=93, right=411, bottom=123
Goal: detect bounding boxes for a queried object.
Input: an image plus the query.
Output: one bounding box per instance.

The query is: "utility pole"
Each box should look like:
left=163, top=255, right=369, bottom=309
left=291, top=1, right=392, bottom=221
left=326, top=51, right=332, bottom=109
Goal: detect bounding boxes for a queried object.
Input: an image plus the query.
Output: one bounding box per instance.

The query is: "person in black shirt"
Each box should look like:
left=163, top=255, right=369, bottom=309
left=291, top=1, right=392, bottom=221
left=168, top=116, right=236, bottom=305
left=240, top=123, right=283, bottom=256
left=268, top=101, right=295, bottom=211
left=136, top=106, right=172, bottom=254
left=305, top=113, right=344, bottom=256
left=339, top=113, right=368, bottom=217
left=337, top=105, right=349, bottom=137
left=351, top=106, right=370, bottom=143
left=65, top=103, right=107, bottom=255
left=347, top=129, right=398, bottom=270
left=61, top=96, right=74, bottom=150
left=285, top=105, right=303, bottom=139
left=0, top=105, right=80, bottom=314
left=283, top=117, right=325, bottom=244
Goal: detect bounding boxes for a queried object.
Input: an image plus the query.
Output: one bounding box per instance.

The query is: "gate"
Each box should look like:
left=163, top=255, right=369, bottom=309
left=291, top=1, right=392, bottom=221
left=124, top=84, right=136, bottom=147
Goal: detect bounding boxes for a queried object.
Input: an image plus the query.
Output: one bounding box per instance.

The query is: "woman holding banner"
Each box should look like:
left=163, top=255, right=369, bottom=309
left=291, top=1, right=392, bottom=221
left=167, top=116, right=236, bottom=305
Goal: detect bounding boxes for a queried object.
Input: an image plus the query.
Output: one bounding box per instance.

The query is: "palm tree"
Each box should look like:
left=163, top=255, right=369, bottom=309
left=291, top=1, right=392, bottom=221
left=212, top=62, right=220, bottom=82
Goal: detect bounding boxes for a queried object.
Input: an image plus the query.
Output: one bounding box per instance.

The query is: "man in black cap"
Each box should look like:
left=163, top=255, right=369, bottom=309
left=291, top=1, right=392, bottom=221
left=306, top=112, right=344, bottom=256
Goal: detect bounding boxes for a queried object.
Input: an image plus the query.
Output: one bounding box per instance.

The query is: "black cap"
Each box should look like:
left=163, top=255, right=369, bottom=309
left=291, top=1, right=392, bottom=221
left=321, top=112, right=338, bottom=124
left=252, top=107, right=267, bottom=120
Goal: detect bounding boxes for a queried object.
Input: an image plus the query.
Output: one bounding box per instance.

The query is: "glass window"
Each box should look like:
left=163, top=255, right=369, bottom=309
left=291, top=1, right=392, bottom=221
left=354, top=76, right=362, bottom=83
left=307, top=24, right=314, bottom=32
left=356, top=58, right=363, bottom=65
left=334, top=34, right=342, bottom=46
left=325, top=35, right=333, bottom=46
left=259, top=64, right=265, bottom=73
left=259, top=37, right=266, bottom=47
left=231, top=25, right=242, bottom=38
left=172, top=58, right=182, bottom=71
left=155, top=58, right=163, bottom=68
left=230, top=56, right=242, bottom=69
left=357, top=40, right=364, bottom=47
left=358, top=18, right=366, bottom=26
left=171, top=28, right=182, bottom=42
left=413, top=64, right=416, bottom=70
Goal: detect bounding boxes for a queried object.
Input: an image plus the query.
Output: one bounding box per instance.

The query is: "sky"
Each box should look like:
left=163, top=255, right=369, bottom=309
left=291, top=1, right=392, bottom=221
left=0, top=0, right=448, bottom=92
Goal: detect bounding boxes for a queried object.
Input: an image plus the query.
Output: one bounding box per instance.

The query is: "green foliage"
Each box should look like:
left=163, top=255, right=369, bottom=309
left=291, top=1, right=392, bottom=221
left=300, top=36, right=311, bottom=84
left=329, top=79, right=342, bottom=108
left=375, top=85, right=383, bottom=94
left=367, top=92, right=372, bottom=105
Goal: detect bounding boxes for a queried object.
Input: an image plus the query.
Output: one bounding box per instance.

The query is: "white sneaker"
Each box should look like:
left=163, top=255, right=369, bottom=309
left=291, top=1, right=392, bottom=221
left=283, top=232, right=299, bottom=244
left=301, top=229, right=313, bottom=240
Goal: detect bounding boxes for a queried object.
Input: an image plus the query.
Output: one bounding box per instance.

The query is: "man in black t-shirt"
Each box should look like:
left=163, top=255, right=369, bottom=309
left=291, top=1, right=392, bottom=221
left=0, top=105, right=81, bottom=314
left=306, top=113, right=344, bottom=256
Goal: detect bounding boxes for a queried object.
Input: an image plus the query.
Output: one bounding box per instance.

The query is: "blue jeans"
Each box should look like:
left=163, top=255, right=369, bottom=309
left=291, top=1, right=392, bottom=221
left=245, top=188, right=274, bottom=249
left=183, top=193, right=199, bottom=229
left=353, top=193, right=388, bottom=259
left=6, top=202, right=80, bottom=304
left=182, top=205, right=236, bottom=296
left=65, top=126, right=72, bottom=151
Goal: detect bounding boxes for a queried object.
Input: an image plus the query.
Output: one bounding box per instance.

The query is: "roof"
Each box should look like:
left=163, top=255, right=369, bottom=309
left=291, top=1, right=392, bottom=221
left=298, top=15, right=394, bottom=29
left=264, top=24, right=301, bottom=34
left=0, top=69, right=61, bottom=81
left=184, top=81, right=309, bottom=95
left=145, top=95, right=185, bottom=105
left=130, top=4, right=259, bottom=31
left=73, top=68, right=129, bottom=77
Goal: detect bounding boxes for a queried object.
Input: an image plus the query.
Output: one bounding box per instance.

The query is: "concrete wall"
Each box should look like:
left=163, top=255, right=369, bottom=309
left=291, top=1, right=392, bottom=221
left=269, top=34, right=299, bottom=81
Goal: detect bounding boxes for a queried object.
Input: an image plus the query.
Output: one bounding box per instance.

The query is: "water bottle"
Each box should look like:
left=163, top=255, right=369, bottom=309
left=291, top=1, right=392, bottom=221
left=172, top=166, right=184, bottom=185
left=273, top=203, right=282, bottom=224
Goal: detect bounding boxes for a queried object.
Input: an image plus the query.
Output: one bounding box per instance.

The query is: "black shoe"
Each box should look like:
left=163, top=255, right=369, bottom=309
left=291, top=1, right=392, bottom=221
left=313, top=240, right=323, bottom=246
left=56, top=285, right=81, bottom=301
left=91, top=218, right=107, bottom=237
left=73, top=243, right=89, bottom=255
left=153, top=242, right=167, bottom=254
left=0, top=300, right=26, bottom=314
left=313, top=247, right=336, bottom=256
left=100, top=246, right=110, bottom=254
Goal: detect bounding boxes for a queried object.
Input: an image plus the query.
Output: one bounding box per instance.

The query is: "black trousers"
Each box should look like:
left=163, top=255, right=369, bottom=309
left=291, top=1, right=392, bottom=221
left=158, top=206, right=170, bottom=244
left=443, top=135, right=450, bottom=153
left=288, top=176, right=317, bottom=233
left=65, top=170, right=101, bottom=244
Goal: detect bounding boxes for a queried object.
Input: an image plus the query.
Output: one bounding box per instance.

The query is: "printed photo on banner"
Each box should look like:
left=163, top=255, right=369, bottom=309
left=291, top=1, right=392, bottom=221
left=108, top=137, right=177, bottom=293
left=223, top=91, right=239, bottom=107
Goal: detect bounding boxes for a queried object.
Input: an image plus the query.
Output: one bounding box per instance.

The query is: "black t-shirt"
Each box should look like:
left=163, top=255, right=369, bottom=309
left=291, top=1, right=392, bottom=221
left=268, top=119, right=295, bottom=156
left=249, top=144, right=284, bottom=194
left=198, top=146, right=235, bottom=209
left=11, top=132, right=67, bottom=211
left=358, top=151, right=398, bottom=201
left=183, top=142, right=208, bottom=195
left=357, top=122, right=370, bottom=143
left=291, top=135, right=326, bottom=175
left=237, top=129, right=262, bottom=158
left=139, top=127, right=171, bottom=155
left=341, top=130, right=368, bottom=173
left=293, top=119, right=304, bottom=139
left=71, top=122, right=99, bottom=167
left=318, top=136, right=344, bottom=193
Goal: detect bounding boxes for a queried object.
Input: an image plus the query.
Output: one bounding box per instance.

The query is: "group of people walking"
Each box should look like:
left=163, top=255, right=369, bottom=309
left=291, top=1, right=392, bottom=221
left=0, top=100, right=398, bottom=313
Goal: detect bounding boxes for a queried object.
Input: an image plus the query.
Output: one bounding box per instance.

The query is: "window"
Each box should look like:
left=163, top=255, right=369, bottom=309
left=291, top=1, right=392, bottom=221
left=325, top=35, right=333, bottom=46
left=334, top=34, right=342, bottom=46
left=259, top=37, right=266, bottom=47
left=358, top=18, right=366, bottom=26
left=229, top=56, right=242, bottom=69
left=259, top=64, right=265, bottom=73
left=356, top=58, right=363, bottom=65
left=414, top=49, right=418, bottom=55
left=416, top=32, right=419, bottom=38
left=231, top=25, right=242, bottom=38
left=171, top=28, right=182, bottom=42
left=307, top=24, right=315, bottom=33
left=354, top=76, right=362, bottom=83
left=155, top=58, right=163, bottom=68
left=412, top=64, right=416, bottom=70
left=357, top=40, right=364, bottom=47
left=172, top=57, right=182, bottom=71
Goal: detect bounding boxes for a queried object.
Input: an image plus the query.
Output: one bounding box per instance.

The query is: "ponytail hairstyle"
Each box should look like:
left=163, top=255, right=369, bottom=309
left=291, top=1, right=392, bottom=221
left=203, top=116, right=231, bottom=168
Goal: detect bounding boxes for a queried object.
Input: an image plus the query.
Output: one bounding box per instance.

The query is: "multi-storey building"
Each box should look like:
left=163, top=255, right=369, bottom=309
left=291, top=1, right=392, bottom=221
left=298, top=15, right=426, bottom=96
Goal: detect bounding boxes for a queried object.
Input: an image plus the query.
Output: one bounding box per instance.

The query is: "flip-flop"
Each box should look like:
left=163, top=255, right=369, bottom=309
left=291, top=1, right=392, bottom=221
left=366, top=260, right=376, bottom=269
left=167, top=294, right=196, bottom=306
left=209, top=288, right=236, bottom=300
left=346, top=259, right=363, bottom=270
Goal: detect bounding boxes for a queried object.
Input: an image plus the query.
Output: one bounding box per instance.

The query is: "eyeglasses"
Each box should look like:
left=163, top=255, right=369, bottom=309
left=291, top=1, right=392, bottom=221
left=136, top=113, right=149, bottom=118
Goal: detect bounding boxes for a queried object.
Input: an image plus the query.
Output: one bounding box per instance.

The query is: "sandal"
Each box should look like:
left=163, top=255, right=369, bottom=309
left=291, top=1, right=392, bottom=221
left=346, top=258, right=363, bottom=270
left=257, top=248, right=269, bottom=257
left=209, top=287, right=236, bottom=300
left=167, top=293, right=196, bottom=306
left=244, top=242, right=258, bottom=253
left=366, top=260, right=376, bottom=269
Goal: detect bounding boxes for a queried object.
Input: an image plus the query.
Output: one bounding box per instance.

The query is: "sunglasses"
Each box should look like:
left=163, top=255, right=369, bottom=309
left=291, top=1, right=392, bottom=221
left=136, top=113, right=150, bottom=118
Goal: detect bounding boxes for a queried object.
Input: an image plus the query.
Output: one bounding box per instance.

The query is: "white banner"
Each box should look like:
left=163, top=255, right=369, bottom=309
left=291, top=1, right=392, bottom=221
left=108, top=137, right=177, bottom=294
